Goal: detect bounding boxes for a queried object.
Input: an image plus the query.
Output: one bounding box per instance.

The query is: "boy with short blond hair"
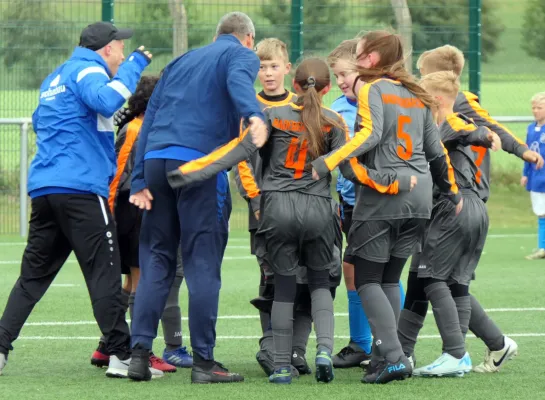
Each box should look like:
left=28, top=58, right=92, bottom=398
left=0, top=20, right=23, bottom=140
left=410, top=53, right=525, bottom=373
left=522, top=92, right=545, bottom=259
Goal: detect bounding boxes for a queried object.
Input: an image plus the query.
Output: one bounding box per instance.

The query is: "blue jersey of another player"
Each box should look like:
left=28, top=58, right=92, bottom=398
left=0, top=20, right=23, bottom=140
left=331, top=95, right=357, bottom=206
left=523, top=122, right=545, bottom=193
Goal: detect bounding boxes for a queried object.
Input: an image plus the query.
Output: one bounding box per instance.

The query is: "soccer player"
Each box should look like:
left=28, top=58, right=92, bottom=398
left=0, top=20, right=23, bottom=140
left=167, top=57, right=414, bottom=384
left=400, top=71, right=500, bottom=377
left=327, top=38, right=408, bottom=369
left=90, top=76, right=192, bottom=373
left=521, top=92, right=545, bottom=260
left=311, top=31, right=461, bottom=384
left=416, top=45, right=524, bottom=373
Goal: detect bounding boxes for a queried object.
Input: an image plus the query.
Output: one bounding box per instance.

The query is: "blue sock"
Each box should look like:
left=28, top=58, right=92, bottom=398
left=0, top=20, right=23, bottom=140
left=399, top=280, right=406, bottom=308
left=539, top=218, right=545, bottom=249
left=347, top=290, right=372, bottom=353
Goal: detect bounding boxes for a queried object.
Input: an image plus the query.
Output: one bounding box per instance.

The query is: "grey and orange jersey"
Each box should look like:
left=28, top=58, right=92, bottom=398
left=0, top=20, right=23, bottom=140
left=311, top=78, right=460, bottom=221
left=167, top=102, right=410, bottom=197
left=233, top=91, right=297, bottom=214
left=438, top=113, right=492, bottom=196
left=455, top=91, right=527, bottom=202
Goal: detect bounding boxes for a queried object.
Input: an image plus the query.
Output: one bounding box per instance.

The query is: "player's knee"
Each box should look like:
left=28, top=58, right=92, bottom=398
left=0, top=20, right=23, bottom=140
left=342, top=261, right=356, bottom=290
left=382, top=256, right=407, bottom=284
left=307, top=268, right=330, bottom=292
left=274, top=273, right=297, bottom=302
left=353, top=256, right=383, bottom=289
left=448, top=282, right=469, bottom=297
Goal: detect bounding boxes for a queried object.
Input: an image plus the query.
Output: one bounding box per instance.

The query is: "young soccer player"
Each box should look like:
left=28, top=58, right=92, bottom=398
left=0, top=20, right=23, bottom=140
left=417, top=45, right=523, bottom=373
left=399, top=71, right=500, bottom=377
left=231, top=38, right=312, bottom=376
left=311, top=31, right=461, bottom=384
left=327, top=38, right=408, bottom=369
left=166, top=57, right=413, bottom=384
left=521, top=92, right=545, bottom=259
left=90, top=76, right=192, bottom=373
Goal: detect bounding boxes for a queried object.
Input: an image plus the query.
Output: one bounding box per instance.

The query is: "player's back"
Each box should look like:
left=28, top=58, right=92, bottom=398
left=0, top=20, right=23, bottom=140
left=353, top=79, right=436, bottom=221
left=438, top=113, right=489, bottom=196
left=260, top=103, right=344, bottom=198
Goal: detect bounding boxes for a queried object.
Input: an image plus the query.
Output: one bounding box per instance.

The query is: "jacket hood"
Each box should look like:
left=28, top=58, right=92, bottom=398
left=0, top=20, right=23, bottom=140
left=70, top=46, right=112, bottom=76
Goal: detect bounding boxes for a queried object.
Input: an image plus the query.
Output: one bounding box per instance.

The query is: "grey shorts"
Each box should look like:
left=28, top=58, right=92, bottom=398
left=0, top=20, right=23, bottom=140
left=347, top=218, right=427, bottom=263
left=415, top=194, right=488, bottom=285
left=255, top=191, right=338, bottom=276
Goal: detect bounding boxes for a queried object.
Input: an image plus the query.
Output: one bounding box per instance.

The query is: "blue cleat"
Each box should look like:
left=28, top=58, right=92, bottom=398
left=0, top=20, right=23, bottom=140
left=269, top=367, right=292, bottom=384
left=315, top=351, right=334, bottom=383
left=163, top=346, right=193, bottom=368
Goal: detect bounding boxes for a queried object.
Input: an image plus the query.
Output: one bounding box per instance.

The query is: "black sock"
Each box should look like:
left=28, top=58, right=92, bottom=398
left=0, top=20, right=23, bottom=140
left=193, top=351, right=214, bottom=369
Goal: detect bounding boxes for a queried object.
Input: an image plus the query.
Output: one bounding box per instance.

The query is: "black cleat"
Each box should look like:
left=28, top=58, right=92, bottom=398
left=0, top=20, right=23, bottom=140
left=333, top=342, right=371, bottom=368
left=256, top=350, right=300, bottom=378
left=362, top=356, right=412, bottom=384
left=128, top=347, right=152, bottom=381
left=292, top=350, right=312, bottom=375
left=191, top=361, right=244, bottom=384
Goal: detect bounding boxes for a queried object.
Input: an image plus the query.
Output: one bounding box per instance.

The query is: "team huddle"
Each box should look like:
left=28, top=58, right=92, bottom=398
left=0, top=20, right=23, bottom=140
left=0, top=13, right=540, bottom=386
left=166, top=32, right=542, bottom=384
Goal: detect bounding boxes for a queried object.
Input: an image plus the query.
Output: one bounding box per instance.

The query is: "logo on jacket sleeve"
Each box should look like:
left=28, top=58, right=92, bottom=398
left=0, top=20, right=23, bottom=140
left=40, top=74, right=66, bottom=101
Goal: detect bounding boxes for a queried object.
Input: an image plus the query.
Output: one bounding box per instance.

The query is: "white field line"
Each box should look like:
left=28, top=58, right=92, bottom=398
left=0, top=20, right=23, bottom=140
left=23, top=308, right=545, bottom=327
left=0, top=233, right=536, bottom=247
left=0, top=255, right=255, bottom=265
left=50, top=284, right=80, bottom=287
left=17, top=333, right=545, bottom=341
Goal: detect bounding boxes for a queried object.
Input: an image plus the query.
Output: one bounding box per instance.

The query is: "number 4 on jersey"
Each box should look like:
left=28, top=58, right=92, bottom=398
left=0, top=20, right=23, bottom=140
left=285, top=137, right=308, bottom=179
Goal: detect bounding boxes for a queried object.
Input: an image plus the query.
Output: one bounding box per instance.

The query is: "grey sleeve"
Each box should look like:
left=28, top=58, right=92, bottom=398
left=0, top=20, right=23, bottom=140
left=441, top=125, right=493, bottom=149
left=338, top=159, right=412, bottom=194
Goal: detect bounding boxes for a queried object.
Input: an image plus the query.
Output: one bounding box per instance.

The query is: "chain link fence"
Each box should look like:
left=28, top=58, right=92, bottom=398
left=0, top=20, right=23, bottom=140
left=0, top=0, right=542, bottom=234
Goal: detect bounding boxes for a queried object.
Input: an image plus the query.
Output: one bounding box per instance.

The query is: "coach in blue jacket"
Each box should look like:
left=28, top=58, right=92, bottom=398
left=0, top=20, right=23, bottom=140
left=0, top=22, right=154, bottom=379
left=127, top=12, right=266, bottom=383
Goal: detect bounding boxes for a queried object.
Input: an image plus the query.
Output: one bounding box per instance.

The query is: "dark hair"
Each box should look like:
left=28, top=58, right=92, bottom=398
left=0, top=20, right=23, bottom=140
left=354, top=31, right=437, bottom=109
left=128, top=75, right=159, bottom=116
left=294, top=58, right=344, bottom=159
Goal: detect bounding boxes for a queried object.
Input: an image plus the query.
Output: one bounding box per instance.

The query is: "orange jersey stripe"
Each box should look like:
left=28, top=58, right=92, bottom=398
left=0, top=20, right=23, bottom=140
left=440, top=141, right=459, bottom=194
left=180, top=127, right=251, bottom=175
left=324, top=83, right=374, bottom=171
left=237, top=160, right=260, bottom=199
left=463, top=91, right=525, bottom=145
left=445, top=113, right=478, bottom=133
left=108, top=118, right=143, bottom=212
left=349, top=158, right=399, bottom=194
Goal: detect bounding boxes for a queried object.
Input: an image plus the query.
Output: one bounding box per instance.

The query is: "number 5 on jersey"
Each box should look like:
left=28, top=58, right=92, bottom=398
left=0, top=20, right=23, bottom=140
left=285, top=137, right=308, bottom=179
left=397, top=115, right=413, bottom=161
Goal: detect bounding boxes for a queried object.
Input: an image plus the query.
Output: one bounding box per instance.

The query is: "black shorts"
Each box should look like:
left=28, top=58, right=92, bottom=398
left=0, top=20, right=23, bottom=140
left=114, top=193, right=143, bottom=274
left=341, top=202, right=355, bottom=264
left=411, top=194, right=488, bottom=285
left=348, top=218, right=427, bottom=264
left=255, top=191, right=337, bottom=276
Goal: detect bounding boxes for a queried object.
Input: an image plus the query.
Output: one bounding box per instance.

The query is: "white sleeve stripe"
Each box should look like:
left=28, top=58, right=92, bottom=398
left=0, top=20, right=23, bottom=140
left=76, top=66, right=109, bottom=82
left=107, top=80, right=132, bottom=100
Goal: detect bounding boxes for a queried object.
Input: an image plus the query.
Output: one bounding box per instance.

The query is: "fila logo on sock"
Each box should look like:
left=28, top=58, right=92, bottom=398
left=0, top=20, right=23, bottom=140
left=375, top=339, right=382, bottom=346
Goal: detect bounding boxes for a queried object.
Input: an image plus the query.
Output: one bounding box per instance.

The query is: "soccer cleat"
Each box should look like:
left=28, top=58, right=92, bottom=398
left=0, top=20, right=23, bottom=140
left=525, top=248, right=545, bottom=260
left=292, top=350, right=312, bottom=375
left=315, top=351, right=334, bottom=383
left=106, top=355, right=163, bottom=379
left=269, top=367, right=292, bottom=384
left=362, top=355, right=412, bottom=384
left=150, top=353, right=177, bottom=373
left=256, top=350, right=299, bottom=378
left=91, top=341, right=110, bottom=368
left=333, top=342, right=371, bottom=368
left=191, top=361, right=244, bottom=384
left=127, top=347, right=164, bottom=381
left=0, top=353, right=7, bottom=376
left=413, top=352, right=472, bottom=377
left=474, top=336, right=518, bottom=373
left=163, top=346, right=193, bottom=368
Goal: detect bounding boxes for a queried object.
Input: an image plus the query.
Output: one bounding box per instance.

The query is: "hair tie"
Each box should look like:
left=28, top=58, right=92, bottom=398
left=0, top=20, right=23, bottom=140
left=306, top=76, right=316, bottom=88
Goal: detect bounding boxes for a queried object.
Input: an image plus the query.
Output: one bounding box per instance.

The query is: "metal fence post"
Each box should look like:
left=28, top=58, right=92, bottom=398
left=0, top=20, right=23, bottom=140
left=468, top=0, right=481, bottom=98
left=290, top=0, right=304, bottom=63
left=102, top=0, right=114, bottom=23
left=19, top=123, right=29, bottom=237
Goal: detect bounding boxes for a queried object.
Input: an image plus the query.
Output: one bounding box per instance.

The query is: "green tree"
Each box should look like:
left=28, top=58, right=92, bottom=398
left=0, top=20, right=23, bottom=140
left=522, top=0, right=545, bottom=60
left=0, top=0, right=73, bottom=89
left=366, top=0, right=503, bottom=62
left=132, top=0, right=209, bottom=57
left=259, top=0, right=350, bottom=61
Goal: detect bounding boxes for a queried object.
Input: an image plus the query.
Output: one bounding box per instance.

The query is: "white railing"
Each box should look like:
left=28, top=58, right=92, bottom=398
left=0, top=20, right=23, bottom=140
left=0, top=115, right=535, bottom=237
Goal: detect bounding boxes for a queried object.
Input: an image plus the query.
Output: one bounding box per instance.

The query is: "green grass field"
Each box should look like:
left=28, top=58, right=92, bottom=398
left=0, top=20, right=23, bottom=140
left=0, top=227, right=544, bottom=399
